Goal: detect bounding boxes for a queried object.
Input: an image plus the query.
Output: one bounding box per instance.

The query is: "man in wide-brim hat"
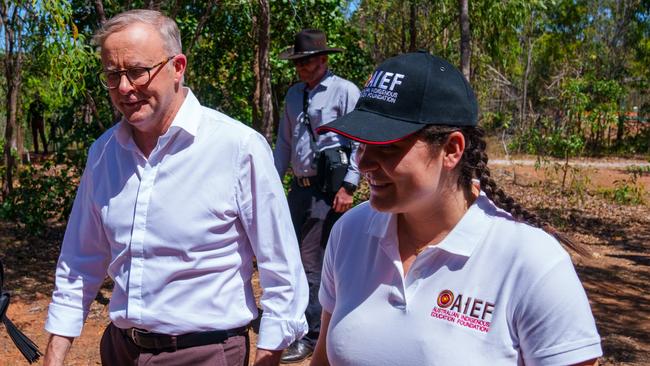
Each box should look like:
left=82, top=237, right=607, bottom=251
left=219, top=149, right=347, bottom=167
left=273, top=29, right=361, bottom=363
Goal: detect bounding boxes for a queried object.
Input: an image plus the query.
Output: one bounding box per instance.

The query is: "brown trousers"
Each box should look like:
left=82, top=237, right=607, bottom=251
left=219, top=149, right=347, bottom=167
left=100, top=323, right=250, bottom=366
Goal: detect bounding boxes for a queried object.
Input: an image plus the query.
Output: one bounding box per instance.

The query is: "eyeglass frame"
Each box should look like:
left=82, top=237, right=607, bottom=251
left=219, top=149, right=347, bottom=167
left=98, top=55, right=177, bottom=89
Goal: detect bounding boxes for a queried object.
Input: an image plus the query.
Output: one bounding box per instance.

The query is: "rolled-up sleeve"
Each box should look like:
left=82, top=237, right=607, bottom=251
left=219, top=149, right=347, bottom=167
left=237, top=132, right=308, bottom=350
left=45, top=154, right=111, bottom=337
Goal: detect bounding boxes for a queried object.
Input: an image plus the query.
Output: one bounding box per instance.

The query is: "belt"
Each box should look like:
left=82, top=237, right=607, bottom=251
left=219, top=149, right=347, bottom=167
left=295, top=176, right=317, bottom=187
left=119, top=324, right=249, bottom=351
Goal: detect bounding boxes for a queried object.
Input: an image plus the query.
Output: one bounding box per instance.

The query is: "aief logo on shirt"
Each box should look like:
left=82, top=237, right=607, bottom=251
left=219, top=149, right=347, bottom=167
left=430, top=289, right=495, bottom=333
left=360, top=69, right=405, bottom=104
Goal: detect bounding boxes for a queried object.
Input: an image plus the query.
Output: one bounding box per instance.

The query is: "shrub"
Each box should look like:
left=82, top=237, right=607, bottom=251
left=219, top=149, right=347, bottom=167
left=598, top=175, right=646, bottom=205
left=0, top=159, right=80, bottom=234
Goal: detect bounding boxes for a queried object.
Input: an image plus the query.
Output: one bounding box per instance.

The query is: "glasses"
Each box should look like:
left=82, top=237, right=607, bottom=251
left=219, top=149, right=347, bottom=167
left=99, top=55, right=176, bottom=89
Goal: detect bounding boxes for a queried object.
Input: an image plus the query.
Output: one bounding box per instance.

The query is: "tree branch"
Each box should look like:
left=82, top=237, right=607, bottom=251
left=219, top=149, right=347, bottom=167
left=186, top=0, right=219, bottom=56
left=94, top=0, right=107, bottom=26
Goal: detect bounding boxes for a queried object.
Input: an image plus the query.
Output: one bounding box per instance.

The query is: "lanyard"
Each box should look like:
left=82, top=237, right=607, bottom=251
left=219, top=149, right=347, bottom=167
left=302, top=88, right=320, bottom=155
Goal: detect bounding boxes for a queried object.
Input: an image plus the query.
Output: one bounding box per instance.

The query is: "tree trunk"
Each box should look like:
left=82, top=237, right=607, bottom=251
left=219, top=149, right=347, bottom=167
left=94, top=0, right=107, bottom=25
left=3, top=74, right=19, bottom=197
left=409, top=0, right=417, bottom=51
left=1, top=3, right=27, bottom=197
left=252, top=0, right=274, bottom=143
left=91, top=0, right=121, bottom=123
left=186, top=0, right=219, bottom=56
left=458, top=0, right=470, bottom=80
left=442, top=2, right=449, bottom=53
left=400, top=4, right=406, bottom=53
left=521, top=35, right=533, bottom=129
left=252, top=6, right=260, bottom=130
left=615, top=113, right=625, bottom=147
left=169, top=0, right=181, bottom=19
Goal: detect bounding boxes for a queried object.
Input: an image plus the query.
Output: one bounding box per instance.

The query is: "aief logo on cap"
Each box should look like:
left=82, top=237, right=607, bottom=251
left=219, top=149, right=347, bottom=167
left=317, top=50, right=478, bottom=144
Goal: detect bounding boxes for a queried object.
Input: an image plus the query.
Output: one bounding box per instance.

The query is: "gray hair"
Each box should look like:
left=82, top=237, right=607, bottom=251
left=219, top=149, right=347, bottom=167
left=93, top=9, right=182, bottom=55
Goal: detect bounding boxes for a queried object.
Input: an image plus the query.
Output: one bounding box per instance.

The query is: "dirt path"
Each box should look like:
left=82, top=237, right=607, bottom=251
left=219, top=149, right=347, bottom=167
left=491, top=157, right=650, bottom=169
left=0, top=160, right=648, bottom=365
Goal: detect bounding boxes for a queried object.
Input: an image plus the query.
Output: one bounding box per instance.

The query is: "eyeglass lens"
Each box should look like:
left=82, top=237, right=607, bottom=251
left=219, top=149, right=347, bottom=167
left=101, top=68, right=150, bottom=88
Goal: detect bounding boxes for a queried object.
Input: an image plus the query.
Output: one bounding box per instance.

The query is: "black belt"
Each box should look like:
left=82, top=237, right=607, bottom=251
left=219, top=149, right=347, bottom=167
left=119, top=324, right=249, bottom=351
left=295, top=176, right=317, bottom=187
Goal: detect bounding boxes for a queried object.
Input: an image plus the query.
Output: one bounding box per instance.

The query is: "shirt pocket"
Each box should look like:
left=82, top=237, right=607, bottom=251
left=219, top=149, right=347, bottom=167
left=315, top=108, right=340, bottom=128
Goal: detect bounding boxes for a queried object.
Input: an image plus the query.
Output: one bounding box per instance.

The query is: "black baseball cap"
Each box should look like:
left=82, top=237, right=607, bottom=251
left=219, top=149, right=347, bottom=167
left=317, top=51, right=478, bottom=144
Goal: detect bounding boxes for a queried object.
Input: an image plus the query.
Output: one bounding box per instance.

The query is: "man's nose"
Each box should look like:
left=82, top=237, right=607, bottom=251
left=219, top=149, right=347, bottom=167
left=117, top=73, right=135, bottom=94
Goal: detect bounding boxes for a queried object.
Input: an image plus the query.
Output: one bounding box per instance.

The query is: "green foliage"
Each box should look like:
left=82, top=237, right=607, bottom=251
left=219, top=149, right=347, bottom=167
left=599, top=176, right=646, bottom=205
left=626, top=165, right=650, bottom=175
left=509, top=118, right=585, bottom=159
left=0, top=160, right=80, bottom=234
left=481, top=111, right=510, bottom=131
left=1, top=0, right=648, bottom=235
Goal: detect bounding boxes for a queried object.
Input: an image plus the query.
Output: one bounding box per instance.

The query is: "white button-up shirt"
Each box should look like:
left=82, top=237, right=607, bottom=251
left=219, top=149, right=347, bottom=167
left=45, top=89, right=308, bottom=350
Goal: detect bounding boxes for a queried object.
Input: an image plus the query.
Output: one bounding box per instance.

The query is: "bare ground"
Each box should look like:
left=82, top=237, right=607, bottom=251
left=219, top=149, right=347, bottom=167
left=0, top=158, right=648, bottom=365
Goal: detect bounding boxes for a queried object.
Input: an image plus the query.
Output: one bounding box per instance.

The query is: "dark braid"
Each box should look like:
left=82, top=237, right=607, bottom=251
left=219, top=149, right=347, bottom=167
left=419, top=125, right=588, bottom=256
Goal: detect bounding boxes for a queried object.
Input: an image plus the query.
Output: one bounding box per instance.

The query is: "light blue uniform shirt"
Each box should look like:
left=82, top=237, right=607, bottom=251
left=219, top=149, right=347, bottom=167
left=274, top=71, right=361, bottom=185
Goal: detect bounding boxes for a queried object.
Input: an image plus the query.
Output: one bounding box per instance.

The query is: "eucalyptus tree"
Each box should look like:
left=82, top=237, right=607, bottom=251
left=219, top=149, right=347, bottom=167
left=1, top=1, right=88, bottom=195
left=0, top=0, right=32, bottom=197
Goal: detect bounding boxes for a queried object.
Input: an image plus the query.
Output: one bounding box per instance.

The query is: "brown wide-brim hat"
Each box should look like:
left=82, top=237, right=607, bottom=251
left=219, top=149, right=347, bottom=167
left=279, top=29, right=344, bottom=60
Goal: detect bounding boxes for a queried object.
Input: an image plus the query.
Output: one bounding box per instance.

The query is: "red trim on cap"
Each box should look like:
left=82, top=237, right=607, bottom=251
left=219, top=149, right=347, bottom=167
left=316, top=126, right=419, bottom=145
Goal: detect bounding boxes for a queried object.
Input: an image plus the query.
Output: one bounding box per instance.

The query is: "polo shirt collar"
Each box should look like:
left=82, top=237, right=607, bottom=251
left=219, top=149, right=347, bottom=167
left=434, top=192, right=493, bottom=257
left=368, top=191, right=494, bottom=258
left=114, top=87, right=200, bottom=150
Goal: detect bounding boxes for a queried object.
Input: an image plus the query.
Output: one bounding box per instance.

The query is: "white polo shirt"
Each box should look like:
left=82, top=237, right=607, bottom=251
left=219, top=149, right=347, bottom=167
left=319, top=193, right=602, bottom=366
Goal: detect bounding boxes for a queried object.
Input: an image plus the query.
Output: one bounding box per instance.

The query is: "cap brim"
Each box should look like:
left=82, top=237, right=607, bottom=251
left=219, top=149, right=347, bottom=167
left=316, top=110, right=426, bottom=145
left=278, top=47, right=344, bottom=60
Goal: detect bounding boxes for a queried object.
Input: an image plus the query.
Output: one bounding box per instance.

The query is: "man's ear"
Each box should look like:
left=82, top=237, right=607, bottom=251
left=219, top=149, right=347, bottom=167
left=442, top=131, right=465, bottom=170
left=172, top=54, right=187, bottom=83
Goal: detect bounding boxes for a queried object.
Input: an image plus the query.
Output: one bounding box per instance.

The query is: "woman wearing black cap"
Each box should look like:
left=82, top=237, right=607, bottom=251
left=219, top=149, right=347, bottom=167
left=309, top=51, right=601, bottom=366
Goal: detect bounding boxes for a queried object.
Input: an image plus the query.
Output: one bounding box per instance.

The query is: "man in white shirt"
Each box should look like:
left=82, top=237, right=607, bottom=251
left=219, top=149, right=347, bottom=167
left=43, top=10, right=308, bottom=366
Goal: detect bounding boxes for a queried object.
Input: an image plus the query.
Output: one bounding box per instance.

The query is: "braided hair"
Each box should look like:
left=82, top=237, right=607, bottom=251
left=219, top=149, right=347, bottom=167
left=419, top=125, right=588, bottom=256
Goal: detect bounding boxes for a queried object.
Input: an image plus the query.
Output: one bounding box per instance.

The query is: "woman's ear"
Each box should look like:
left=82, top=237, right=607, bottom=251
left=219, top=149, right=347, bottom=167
left=442, top=131, right=465, bottom=170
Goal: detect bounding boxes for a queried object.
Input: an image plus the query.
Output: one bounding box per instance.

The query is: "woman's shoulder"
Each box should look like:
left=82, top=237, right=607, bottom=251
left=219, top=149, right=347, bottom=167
left=484, top=210, right=574, bottom=280
left=472, top=194, right=572, bottom=268
left=498, top=215, right=567, bottom=251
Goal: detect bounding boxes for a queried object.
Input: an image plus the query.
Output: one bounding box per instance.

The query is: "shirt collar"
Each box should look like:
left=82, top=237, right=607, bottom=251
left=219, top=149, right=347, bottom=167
left=368, top=191, right=494, bottom=258
left=305, top=70, right=334, bottom=92
left=166, top=88, right=200, bottom=137
left=434, top=192, right=493, bottom=257
left=114, top=87, right=200, bottom=150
